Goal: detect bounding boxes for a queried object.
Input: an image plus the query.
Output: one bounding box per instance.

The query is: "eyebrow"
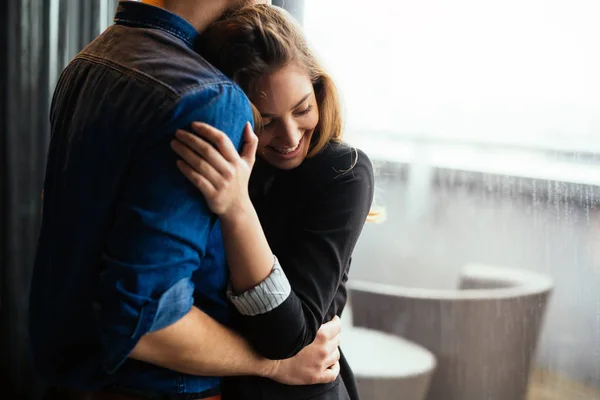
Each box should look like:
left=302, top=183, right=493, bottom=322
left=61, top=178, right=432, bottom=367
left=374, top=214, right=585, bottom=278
left=261, top=92, right=312, bottom=118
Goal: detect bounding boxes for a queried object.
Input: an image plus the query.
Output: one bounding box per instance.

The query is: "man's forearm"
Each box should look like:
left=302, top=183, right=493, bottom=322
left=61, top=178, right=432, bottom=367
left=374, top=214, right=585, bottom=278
left=129, top=306, right=276, bottom=377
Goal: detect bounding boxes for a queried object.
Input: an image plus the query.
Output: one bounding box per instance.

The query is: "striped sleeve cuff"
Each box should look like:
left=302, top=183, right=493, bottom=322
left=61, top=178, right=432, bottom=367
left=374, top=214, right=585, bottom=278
left=226, top=256, right=291, bottom=316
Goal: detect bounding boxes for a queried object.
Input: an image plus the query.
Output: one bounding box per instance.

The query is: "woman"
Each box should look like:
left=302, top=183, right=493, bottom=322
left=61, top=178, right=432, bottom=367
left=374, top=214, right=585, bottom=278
left=171, top=4, right=374, bottom=399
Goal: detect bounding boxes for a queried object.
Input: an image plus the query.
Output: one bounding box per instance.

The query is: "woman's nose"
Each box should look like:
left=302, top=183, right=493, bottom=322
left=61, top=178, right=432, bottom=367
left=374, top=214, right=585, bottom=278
left=277, top=118, right=301, bottom=146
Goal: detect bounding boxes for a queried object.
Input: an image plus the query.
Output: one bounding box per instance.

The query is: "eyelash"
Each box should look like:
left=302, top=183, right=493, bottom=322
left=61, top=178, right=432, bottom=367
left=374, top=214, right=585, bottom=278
left=295, top=105, right=314, bottom=117
left=263, top=105, right=314, bottom=127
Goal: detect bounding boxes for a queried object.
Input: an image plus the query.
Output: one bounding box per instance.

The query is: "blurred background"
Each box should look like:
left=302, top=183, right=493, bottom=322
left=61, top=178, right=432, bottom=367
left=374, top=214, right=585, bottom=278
left=1, top=0, right=599, bottom=399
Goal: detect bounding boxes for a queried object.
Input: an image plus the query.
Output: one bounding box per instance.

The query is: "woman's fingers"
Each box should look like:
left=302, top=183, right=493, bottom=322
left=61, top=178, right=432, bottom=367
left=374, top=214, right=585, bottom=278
left=190, top=122, right=240, bottom=163
left=240, top=122, right=259, bottom=167
left=171, top=122, right=255, bottom=216
left=176, top=160, right=216, bottom=198
left=171, top=139, right=223, bottom=188
left=174, top=130, right=233, bottom=178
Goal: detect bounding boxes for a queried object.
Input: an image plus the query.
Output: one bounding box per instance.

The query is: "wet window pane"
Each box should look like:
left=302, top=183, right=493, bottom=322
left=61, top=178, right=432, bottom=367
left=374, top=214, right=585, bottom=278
left=304, top=1, right=600, bottom=399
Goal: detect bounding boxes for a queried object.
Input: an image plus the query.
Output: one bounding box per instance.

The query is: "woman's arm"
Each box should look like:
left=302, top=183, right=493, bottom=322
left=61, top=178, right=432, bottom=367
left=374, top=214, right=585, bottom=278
left=171, top=123, right=279, bottom=294
left=239, top=148, right=374, bottom=358
left=172, top=125, right=374, bottom=359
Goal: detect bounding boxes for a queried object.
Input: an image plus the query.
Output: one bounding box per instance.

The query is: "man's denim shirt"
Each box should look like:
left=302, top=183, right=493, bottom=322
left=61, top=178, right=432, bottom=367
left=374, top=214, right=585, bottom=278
left=29, top=1, right=252, bottom=396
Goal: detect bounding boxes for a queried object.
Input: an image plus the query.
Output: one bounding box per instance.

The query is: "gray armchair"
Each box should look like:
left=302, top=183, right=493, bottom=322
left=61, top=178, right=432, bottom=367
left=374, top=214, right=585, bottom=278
left=348, top=264, right=553, bottom=400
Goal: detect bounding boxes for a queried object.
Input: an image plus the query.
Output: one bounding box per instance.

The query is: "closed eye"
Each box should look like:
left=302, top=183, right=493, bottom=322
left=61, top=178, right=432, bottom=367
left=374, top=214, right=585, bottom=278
left=294, top=105, right=314, bottom=117
left=260, top=100, right=314, bottom=128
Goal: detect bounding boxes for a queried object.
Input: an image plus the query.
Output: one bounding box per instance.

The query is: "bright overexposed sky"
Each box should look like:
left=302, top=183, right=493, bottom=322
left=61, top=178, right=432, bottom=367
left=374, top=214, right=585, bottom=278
left=303, top=0, right=600, bottom=152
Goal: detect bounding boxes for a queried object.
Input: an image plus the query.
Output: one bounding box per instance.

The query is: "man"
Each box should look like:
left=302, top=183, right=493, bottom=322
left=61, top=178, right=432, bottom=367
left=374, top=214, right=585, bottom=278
left=29, top=1, right=341, bottom=399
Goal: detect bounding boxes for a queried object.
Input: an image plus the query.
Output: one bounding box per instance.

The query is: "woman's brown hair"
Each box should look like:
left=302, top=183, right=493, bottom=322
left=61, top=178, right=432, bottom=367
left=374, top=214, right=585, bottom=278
left=196, top=4, right=343, bottom=157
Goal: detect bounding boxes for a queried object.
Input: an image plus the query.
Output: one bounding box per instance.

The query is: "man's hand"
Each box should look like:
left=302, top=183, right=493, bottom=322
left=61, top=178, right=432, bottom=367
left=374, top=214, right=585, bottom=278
left=267, top=316, right=342, bottom=385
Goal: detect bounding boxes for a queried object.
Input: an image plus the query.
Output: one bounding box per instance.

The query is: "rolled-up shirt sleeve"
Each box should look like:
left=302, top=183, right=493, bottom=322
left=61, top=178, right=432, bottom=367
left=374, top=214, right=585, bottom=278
left=94, top=84, right=252, bottom=374
left=226, top=256, right=291, bottom=316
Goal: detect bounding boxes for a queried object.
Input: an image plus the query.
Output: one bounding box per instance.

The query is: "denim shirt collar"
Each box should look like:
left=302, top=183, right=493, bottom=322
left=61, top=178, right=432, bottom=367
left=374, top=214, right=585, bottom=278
left=114, top=1, right=198, bottom=49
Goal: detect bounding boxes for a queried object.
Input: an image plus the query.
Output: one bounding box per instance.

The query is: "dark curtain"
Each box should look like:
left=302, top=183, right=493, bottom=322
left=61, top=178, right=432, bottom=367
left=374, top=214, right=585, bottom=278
left=0, top=1, right=53, bottom=398
left=0, top=1, right=118, bottom=398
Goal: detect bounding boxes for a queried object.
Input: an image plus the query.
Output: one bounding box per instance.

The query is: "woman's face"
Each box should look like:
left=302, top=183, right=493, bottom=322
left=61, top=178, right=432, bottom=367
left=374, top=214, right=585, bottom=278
left=250, top=63, right=319, bottom=170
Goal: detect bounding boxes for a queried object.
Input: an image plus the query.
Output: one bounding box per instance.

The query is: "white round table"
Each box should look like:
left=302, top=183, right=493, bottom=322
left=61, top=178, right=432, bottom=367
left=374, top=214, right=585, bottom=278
left=343, top=327, right=437, bottom=400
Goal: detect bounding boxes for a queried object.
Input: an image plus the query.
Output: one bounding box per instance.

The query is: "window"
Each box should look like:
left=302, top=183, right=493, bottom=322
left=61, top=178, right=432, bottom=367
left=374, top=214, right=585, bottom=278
left=304, top=0, right=600, bottom=153
left=304, top=1, right=600, bottom=398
